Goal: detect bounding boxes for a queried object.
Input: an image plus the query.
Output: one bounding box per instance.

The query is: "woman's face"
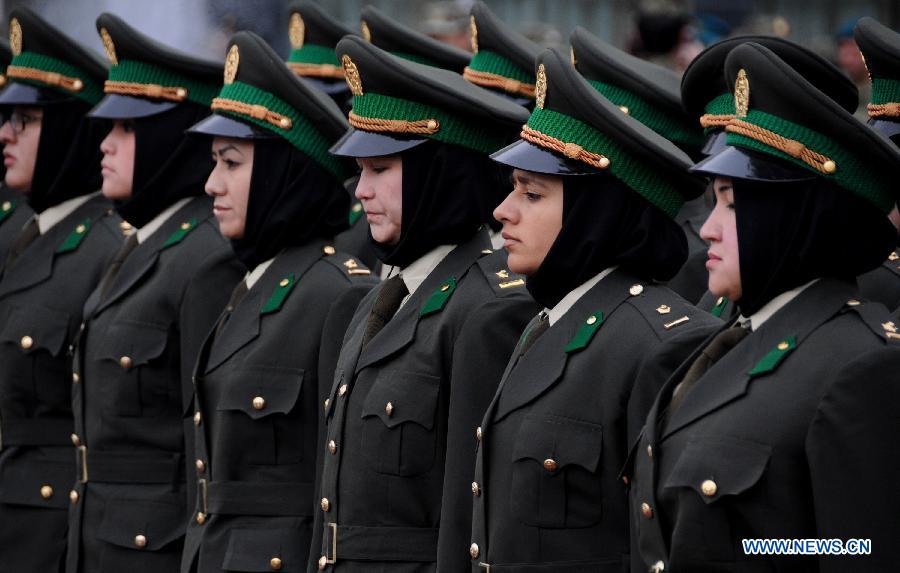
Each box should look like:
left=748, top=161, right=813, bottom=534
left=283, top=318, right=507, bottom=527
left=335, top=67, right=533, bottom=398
left=355, top=155, right=403, bottom=245
left=493, top=169, right=563, bottom=275
left=205, top=136, right=254, bottom=239
left=0, top=106, right=43, bottom=193
left=100, top=120, right=136, bottom=200
left=700, top=176, right=742, bottom=301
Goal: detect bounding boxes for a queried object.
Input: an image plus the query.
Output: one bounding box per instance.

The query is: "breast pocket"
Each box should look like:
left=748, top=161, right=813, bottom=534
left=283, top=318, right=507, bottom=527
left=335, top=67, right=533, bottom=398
left=0, top=305, right=71, bottom=406
left=360, top=370, right=441, bottom=477
left=221, top=526, right=310, bottom=572
left=510, top=414, right=604, bottom=529
left=215, top=366, right=305, bottom=466
left=99, top=322, right=171, bottom=417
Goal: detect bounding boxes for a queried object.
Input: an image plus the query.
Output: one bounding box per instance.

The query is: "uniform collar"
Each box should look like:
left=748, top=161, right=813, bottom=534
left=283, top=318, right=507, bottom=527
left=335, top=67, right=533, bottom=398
left=244, top=256, right=276, bottom=290
left=389, top=243, right=456, bottom=307
left=739, top=278, right=819, bottom=331
left=135, top=197, right=192, bottom=244
left=546, top=266, right=618, bottom=326
left=35, top=192, right=98, bottom=234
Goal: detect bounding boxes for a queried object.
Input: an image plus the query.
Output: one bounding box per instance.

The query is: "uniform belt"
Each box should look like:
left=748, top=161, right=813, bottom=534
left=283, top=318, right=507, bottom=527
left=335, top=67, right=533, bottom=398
left=203, top=480, right=314, bottom=516
left=0, top=418, right=73, bottom=448
left=475, top=560, right=626, bottom=573
left=322, top=523, right=438, bottom=563
left=75, top=447, right=184, bottom=484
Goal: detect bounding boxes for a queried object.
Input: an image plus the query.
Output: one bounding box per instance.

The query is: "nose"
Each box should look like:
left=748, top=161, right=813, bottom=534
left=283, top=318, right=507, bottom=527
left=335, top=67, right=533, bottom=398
left=204, top=165, right=225, bottom=198
left=0, top=119, right=15, bottom=144
left=492, top=189, right=517, bottom=226
left=699, top=209, right=719, bottom=243
left=354, top=175, right=374, bottom=201
left=99, top=131, right=114, bottom=156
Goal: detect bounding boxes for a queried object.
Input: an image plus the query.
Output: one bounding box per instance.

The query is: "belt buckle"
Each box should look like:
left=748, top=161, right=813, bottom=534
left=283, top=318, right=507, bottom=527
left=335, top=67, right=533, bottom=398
left=325, top=522, right=337, bottom=565
left=479, top=563, right=491, bottom=573
left=76, top=445, right=88, bottom=484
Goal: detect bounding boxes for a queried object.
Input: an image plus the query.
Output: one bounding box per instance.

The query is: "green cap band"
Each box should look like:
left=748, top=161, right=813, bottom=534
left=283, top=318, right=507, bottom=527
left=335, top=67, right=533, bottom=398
left=870, top=76, right=900, bottom=106
left=588, top=78, right=703, bottom=148
left=527, top=106, right=685, bottom=217
left=468, top=50, right=533, bottom=85
left=351, top=91, right=510, bottom=154
left=8, top=51, right=103, bottom=104
left=288, top=43, right=340, bottom=66
left=726, top=109, right=896, bottom=213
left=108, top=59, right=219, bottom=106
left=702, top=92, right=735, bottom=134
left=215, top=80, right=352, bottom=182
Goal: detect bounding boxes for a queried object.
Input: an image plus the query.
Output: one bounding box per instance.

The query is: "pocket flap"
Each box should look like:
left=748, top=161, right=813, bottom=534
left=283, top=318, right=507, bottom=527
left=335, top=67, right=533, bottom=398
left=361, top=370, right=440, bottom=429
left=222, top=527, right=309, bottom=572
left=97, top=497, right=186, bottom=551
left=99, top=322, right=170, bottom=367
left=0, top=305, right=70, bottom=357
left=512, top=414, right=604, bottom=472
left=0, top=456, right=72, bottom=509
left=216, top=366, right=305, bottom=420
left=663, top=436, right=771, bottom=503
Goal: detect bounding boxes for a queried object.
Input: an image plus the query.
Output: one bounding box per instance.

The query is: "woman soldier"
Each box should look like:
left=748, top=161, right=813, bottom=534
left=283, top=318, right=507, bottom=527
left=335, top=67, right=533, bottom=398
left=311, top=36, right=538, bottom=573
left=0, top=8, right=124, bottom=571
left=181, top=32, right=377, bottom=573
left=65, top=13, right=244, bottom=573
left=630, top=43, right=900, bottom=573
left=467, top=49, right=720, bottom=572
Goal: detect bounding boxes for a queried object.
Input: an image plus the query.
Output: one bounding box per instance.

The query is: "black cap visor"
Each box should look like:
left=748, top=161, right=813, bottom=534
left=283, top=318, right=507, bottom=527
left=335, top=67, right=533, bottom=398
left=329, top=127, right=427, bottom=158
left=88, top=93, right=178, bottom=119
left=0, top=82, right=76, bottom=106
left=187, top=113, right=279, bottom=140
left=700, top=129, right=728, bottom=156
left=690, top=145, right=817, bottom=182
left=490, top=139, right=602, bottom=176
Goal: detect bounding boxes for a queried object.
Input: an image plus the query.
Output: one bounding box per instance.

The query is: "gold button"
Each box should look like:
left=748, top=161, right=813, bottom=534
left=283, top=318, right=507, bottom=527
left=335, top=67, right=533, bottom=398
left=180, top=222, right=191, bottom=230
left=323, top=398, right=330, bottom=411
left=353, top=203, right=363, bottom=213
left=469, top=543, right=480, bottom=558
left=320, top=497, right=330, bottom=512
left=176, top=88, right=188, bottom=99
left=471, top=482, right=481, bottom=496
left=194, top=411, right=202, bottom=426
left=71, top=433, right=81, bottom=446
left=646, top=445, right=653, bottom=458
left=270, top=557, right=283, bottom=571
left=543, top=458, right=558, bottom=472
left=847, top=299, right=861, bottom=306
left=586, top=315, right=597, bottom=325
left=629, top=284, right=644, bottom=296
left=426, top=119, right=438, bottom=131
left=134, top=534, right=147, bottom=548
left=777, top=341, right=789, bottom=350
left=69, top=489, right=79, bottom=504
left=481, top=249, right=493, bottom=254
left=440, top=284, right=450, bottom=292
left=701, top=479, right=717, bottom=497
left=76, top=224, right=86, bottom=234
left=475, top=427, right=483, bottom=441
left=622, top=475, right=629, bottom=486
left=823, top=160, right=837, bottom=174
left=889, top=251, right=899, bottom=261
left=716, top=296, right=725, bottom=306
left=318, top=555, right=328, bottom=570
left=20, top=335, right=33, bottom=350
left=278, top=117, right=291, bottom=129
left=619, top=105, right=630, bottom=114
left=279, top=278, right=290, bottom=287
left=323, top=245, right=336, bottom=255
left=196, top=512, right=207, bottom=525
left=641, top=502, right=653, bottom=518
left=1, top=201, right=10, bottom=211
left=328, top=440, right=337, bottom=454
left=651, top=560, right=665, bottom=572
left=72, top=372, right=80, bottom=383
left=253, top=396, right=266, bottom=410
left=598, top=156, right=610, bottom=169
left=195, top=459, right=205, bottom=473
left=72, top=79, right=84, bottom=90
left=338, top=384, right=348, bottom=397
left=40, top=485, right=54, bottom=499
left=656, top=305, right=671, bottom=315
left=119, top=356, right=133, bottom=370
left=119, top=221, right=133, bottom=232
left=385, top=402, right=393, bottom=417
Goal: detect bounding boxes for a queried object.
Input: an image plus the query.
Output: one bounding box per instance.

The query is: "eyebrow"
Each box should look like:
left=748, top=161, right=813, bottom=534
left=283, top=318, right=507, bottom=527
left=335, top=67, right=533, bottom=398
left=214, top=144, right=240, bottom=156
left=715, top=183, right=733, bottom=193
left=513, top=172, right=545, bottom=188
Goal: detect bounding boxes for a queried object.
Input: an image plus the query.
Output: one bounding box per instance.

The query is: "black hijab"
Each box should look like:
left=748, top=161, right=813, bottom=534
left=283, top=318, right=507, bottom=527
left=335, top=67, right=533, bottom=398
left=115, top=103, right=212, bottom=227
left=230, top=138, right=349, bottom=270
left=28, top=100, right=105, bottom=213
left=527, top=174, right=688, bottom=309
left=370, top=140, right=502, bottom=268
left=733, top=177, right=896, bottom=316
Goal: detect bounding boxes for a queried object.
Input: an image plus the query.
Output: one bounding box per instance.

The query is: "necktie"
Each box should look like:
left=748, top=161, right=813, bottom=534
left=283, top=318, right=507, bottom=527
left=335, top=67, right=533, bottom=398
left=214, top=280, right=250, bottom=339
left=518, top=311, right=550, bottom=357
left=5, top=216, right=40, bottom=268
left=99, top=234, right=139, bottom=302
left=362, top=275, right=409, bottom=348
left=667, top=323, right=751, bottom=416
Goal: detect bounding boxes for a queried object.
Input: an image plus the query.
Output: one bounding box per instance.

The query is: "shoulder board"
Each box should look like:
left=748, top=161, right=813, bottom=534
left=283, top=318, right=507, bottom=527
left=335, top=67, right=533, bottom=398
left=748, top=336, right=797, bottom=378
left=420, top=276, right=457, bottom=317
left=348, top=201, right=364, bottom=226
left=0, top=198, right=17, bottom=224
left=842, top=299, right=900, bottom=345
left=56, top=218, right=93, bottom=254
left=161, top=218, right=199, bottom=249
left=475, top=249, right=527, bottom=295
left=625, top=284, right=701, bottom=336
left=320, top=248, right=374, bottom=279
left=260, top=274, right=297, bottom=315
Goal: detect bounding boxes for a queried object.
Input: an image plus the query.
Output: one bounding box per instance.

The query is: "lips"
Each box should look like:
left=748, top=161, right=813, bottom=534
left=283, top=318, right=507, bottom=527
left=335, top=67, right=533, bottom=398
left=706, top=250, right=722, bottom=269
left=3, top=153, right=14, bottom=167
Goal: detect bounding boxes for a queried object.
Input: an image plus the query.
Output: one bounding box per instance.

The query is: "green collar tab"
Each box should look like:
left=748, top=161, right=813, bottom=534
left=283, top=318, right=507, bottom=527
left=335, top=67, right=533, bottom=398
left=725, top=109, right=896, bottom=213
left=9, top=51, right=104, bottom=105
left=57, top=218, right=92, bottom=253
left=348, top=201, right=364, bottom=226
left=107, top=59, right=219, bottom=107
left=161, top=218, right=198, bottom=249
left=350, top=92, right=509, bottom=155
left=261, top=274, right=297, bottom=315
left=420, top=276, right=458, bottom=317
left=748, top=335, right=797, bottom=378
left=288, top=43, right=340, bottom=67
left=587, top=79, right=703, bottom=148
left=564, top=311, right=604, bottom=353
left=214, top=80, right=352, bottom=182
left=710, top=296, right=729, bottom=318
left=526, top=106, right=685, bottom=217
left=0, top=199, right=16, bottom=224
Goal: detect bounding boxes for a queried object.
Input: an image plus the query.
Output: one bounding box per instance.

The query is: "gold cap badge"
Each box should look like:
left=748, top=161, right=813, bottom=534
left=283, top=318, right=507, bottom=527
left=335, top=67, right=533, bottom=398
left=535, top=63, right=547, bottom=109
left=469, top=16, right=478, bottom=53
left=289, top=13, right=305, bottom=49
left=342, top=54, right=363, bottom=96
left=224, top=44, right=239, bottom=85
left=9, top=18, right=22, bottom=56
left=100, top=28, right=118, bottom=66
left=361, top=20, right=372, bottom=42
left=734, top=68, right=750, bottom=118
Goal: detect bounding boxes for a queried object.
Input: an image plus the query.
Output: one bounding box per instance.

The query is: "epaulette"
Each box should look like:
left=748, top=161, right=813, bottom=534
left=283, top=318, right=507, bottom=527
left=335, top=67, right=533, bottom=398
left=624, top=283, right=703, bottom=337
left=319, top=245, right=374, bottom=280
left=475, top=249, right=527, bottom=296
left=842, top=298, right=900, bottom=344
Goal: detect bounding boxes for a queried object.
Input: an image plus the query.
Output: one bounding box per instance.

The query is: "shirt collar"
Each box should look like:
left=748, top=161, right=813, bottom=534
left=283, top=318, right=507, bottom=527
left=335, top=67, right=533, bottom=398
left=546, top=266, right=618, bottom=326
left=739, top=278, right=819, bottom=331
left=35, top=192, right=97, bottom=235
left=135, top=197, right=193, bottom=244
left=387, top=244, right=456, bottom=310
left=244, top=257, right=276, bottom=290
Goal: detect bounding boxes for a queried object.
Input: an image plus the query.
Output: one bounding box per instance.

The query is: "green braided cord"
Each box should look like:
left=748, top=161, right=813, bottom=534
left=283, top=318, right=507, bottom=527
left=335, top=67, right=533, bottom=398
left=288, top=44, right=340, bottom=66
left=108, top=59, right=219, bottom=106
left=527, top=107, right=684, bottom=217
left=587, top=79, right=703, bottom=148
left=469, top=50, right=533, bottom=84
left=9, top=51, right=103, bottom=104
left=351, top=91, right=509, bottom=154
left=870, top=76, right=900, bottom=106
left=391, top=51, right=443, bottom=69
left=726, top=109, right=895, bottom=213
left=701, top=93, right=734, bottom=135
left=216, top=81, right=352, bottom=182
